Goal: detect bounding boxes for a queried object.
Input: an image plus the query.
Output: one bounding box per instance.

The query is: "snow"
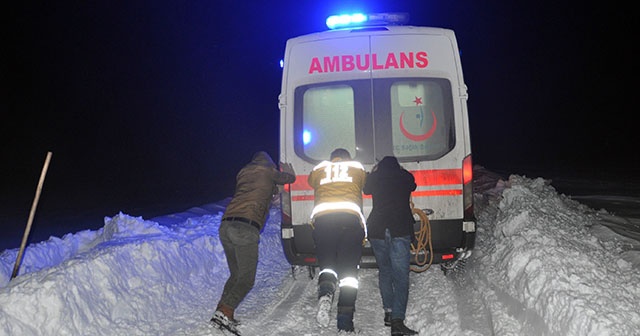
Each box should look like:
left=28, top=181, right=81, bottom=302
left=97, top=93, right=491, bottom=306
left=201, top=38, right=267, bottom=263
left=1, top=167, right=639, bottom=336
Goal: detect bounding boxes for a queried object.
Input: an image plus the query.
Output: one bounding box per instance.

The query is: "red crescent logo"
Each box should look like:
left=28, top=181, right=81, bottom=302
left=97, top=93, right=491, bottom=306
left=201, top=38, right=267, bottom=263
left=399, top=110, right=437, bottom=142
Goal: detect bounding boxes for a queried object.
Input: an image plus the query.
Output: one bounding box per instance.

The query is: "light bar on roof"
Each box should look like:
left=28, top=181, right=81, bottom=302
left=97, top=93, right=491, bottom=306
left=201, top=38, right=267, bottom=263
left=326, top=12, right=409, bottom=30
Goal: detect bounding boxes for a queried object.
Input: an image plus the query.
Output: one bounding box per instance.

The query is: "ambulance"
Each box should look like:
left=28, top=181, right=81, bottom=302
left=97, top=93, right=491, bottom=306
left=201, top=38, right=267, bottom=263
left=278, top=13, right=475, bottom=273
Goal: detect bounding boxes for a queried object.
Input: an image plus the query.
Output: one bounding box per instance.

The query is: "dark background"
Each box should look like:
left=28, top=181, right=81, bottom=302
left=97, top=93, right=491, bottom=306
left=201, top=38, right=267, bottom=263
left=1, top=1, right=636, bottom=249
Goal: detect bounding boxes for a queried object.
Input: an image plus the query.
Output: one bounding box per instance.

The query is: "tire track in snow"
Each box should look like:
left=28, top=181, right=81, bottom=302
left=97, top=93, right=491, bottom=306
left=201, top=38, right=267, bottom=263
left=449, top=259, right=496, bottom=336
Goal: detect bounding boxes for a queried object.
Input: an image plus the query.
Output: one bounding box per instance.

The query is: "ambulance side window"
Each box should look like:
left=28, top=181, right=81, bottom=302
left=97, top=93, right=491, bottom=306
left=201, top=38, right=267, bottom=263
left=299, top=85, right=356, bottom=161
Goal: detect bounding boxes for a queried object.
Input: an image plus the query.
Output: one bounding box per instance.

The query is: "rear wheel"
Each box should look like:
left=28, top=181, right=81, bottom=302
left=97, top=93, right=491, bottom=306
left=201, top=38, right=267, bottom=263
left=440, top=258, right=467, bottom=276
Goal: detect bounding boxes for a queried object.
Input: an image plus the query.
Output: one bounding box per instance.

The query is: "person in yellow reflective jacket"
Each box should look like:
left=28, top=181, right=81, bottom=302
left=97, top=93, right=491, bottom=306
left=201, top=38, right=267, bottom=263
left=308, top=148, right=366, bottom=333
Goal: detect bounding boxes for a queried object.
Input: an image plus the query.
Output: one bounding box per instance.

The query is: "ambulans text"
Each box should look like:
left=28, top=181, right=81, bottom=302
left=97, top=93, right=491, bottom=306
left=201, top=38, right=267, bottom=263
left=308, top=51, right=428, bottom=74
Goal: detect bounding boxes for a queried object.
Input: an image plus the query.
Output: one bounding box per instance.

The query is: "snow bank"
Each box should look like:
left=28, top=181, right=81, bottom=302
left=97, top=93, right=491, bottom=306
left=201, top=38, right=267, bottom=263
left=0, top=173, right=638, bottom=335
left=0, top=213, right=226, bottom=335
left=474, top=175, right=640, bottom=336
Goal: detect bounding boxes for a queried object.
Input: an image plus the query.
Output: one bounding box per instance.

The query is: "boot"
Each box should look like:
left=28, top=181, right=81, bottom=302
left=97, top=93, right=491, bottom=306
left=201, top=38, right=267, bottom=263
left=316, top=294, right=333, bottom=327
left=337, top=311, right=355, bottom=332
left=384, top=311, right=391, bottom=326
left=215, top=303, right=235, bottom=321
left=211, top=304, right=239, bottom=334
left=391, top=319, right=418, bottom=335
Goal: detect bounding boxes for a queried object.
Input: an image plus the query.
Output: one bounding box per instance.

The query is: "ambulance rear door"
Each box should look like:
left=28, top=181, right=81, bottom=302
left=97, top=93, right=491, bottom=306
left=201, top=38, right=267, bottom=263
left=280, top=31, right=375, bottom=257
left=368, top=28, right=475, bottom=259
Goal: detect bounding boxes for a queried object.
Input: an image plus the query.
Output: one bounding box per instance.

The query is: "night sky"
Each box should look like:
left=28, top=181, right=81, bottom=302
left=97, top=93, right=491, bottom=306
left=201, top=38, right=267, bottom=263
left=2, top=1, right=636, bottom=246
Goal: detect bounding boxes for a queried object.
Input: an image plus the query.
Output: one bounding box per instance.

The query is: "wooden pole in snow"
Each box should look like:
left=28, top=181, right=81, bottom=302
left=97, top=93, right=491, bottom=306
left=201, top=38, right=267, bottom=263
left=11, top=151, right=53, bottom=280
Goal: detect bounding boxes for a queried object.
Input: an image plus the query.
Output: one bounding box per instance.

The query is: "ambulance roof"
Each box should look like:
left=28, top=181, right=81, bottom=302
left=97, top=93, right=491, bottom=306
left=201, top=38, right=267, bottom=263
left=286, top=25, right=456, bottom=45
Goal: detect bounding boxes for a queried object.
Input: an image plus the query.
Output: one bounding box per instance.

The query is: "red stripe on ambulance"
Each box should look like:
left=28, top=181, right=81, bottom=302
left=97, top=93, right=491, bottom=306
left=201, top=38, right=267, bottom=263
left=288, top=168, right=462, bottom=201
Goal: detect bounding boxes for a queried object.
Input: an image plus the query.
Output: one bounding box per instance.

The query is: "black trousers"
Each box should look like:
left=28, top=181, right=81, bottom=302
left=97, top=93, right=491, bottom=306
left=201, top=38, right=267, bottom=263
left=312, top=212, right=365, bottom=313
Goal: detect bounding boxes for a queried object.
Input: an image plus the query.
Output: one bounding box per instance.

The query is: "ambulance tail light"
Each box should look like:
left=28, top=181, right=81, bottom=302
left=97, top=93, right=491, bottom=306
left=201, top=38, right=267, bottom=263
left=280, top=180, right=293, bottom=228
left=326, top=12, right=409, bottom=30
left=463, top=155, right=473, bottom=185
left=462, top=155, right=474, bottom=219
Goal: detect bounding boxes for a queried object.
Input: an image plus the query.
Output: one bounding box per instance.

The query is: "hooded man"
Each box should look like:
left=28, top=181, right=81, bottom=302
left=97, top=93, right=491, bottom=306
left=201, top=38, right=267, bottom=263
left=211, top=151, right=296, bottom=334
left=363, top=156, right=418, bottom=335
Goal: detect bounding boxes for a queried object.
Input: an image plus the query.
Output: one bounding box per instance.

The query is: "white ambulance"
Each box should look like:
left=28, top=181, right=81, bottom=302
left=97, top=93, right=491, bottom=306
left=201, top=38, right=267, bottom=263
left=278, top=13, right=475, bottom=273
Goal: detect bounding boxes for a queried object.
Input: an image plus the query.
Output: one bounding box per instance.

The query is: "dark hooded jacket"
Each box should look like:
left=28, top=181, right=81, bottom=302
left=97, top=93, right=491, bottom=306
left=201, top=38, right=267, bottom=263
left=223, top=151, right=296, bottom=230
left=363, top=156, right=417, bottom=239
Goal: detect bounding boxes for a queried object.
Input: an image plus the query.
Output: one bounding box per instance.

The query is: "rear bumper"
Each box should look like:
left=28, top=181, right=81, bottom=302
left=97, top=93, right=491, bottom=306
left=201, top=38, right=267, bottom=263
left=281, top=218, right=475, bottom=268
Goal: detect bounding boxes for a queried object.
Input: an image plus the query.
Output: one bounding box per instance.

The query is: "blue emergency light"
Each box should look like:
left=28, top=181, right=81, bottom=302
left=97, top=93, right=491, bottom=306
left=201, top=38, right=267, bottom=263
left=303, top=130, right=312, bottom=145
left=326, top=12, right=409, bottom=30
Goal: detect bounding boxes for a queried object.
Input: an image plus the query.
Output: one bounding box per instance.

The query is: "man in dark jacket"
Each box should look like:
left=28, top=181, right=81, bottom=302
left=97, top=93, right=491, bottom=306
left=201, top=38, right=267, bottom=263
left=211, top=151, right=296, bottom=334
left=363, top=156, right=418, bottom=336
left=308, top=148, right=366, bottom=333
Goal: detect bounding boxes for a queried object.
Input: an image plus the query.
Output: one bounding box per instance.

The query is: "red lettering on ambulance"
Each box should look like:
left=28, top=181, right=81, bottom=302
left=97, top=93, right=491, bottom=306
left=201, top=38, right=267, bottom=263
left=356, top=54, right=369, bottom=70
left=399, top=52, right=413, bottom=68
left=324, top=56, right=340, bottom=72
left=342, top=55, right=355, bottom=71
left=416, top=51, right=428, bottom=68
left=308, top=51, right=429, bottom=74
left=309, top=58, right=322, bottom=74
left=385, top=53, right=399, bottom=69
left=372, top=54, right=384, bottom=70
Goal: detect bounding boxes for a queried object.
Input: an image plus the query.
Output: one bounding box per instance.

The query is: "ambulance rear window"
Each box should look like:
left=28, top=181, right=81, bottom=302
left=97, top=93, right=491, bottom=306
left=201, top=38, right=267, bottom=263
left=388, top=80, right=454, bottom=158
left=301, top=85, right=356, bottom=160
left=293, top=78, right=454, bottom=164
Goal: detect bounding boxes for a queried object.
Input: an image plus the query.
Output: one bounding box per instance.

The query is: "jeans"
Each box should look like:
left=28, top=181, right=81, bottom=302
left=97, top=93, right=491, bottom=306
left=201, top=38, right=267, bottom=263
left=370, top=229, right=411, bottom=320
left=218, top=220, right=260, bottom=309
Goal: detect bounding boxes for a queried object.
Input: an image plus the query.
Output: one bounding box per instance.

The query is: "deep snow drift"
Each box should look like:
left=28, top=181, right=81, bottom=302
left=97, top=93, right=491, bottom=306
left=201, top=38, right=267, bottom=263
left=0, top=167, right=638, bottom=335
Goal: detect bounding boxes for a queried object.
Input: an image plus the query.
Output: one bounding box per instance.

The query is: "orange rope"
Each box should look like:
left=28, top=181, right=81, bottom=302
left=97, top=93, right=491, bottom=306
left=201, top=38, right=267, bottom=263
left=410, top=200, right=432, bottom=273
